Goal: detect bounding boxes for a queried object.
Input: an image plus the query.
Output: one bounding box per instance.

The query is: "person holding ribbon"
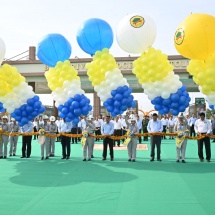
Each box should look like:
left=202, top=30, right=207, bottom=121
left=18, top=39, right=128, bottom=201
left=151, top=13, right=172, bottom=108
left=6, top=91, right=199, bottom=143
left=49, top=116, right=58, bottom=157
left=82, top=115, right=96, bottom=161
left=9, top=118, right=20, bottom=156
left=125, top=114, right=139, bottom=162
left=174, top=114, right=188, bottom=163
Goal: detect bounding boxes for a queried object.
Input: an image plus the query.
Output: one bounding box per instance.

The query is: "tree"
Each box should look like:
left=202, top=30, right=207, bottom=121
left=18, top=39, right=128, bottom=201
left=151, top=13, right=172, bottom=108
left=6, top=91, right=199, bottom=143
left=206, top=108, right=214, bottom=119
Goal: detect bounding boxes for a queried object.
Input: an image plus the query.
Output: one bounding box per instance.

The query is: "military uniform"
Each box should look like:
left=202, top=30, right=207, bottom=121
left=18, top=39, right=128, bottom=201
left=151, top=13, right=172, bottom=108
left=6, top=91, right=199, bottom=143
left=0, top=122, right=10, bottom=158
left=9, top=123, right=20, bottom=156
left=83, top=120, right=96, bottom=161
left=142, top=117, right=149, bottom=141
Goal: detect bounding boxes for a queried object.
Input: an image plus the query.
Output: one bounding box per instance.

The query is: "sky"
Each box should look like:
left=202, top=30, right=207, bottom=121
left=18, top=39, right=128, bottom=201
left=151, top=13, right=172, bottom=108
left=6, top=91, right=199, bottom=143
left=0, top=0, right=214, bottom=112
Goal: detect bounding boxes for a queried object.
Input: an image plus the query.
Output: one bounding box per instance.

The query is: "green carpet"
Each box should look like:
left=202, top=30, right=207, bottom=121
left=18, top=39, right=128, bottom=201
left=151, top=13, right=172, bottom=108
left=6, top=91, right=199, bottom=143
left=1, top=138, right=215, bottom=215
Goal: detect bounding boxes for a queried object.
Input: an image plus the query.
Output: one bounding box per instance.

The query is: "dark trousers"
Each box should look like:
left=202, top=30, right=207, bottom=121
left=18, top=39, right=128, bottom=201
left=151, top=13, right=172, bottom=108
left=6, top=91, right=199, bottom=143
left=213, top=128, right=215, bottom=141
left=61, top=135, right=71, bottom=158
left=162, top=126, right=167, bottom=139
left=103, top=137, right=114, bottom=158
left=33, top=127, right=38, bottom=140
left=22, top=136, right=32, bottom=157
left=198, top=136, right=211, bottom=160
left=190, top=125, right=196, bottom=137
left=113, top=129, right=121, bottom=146
left=57, top=129, right=61, bottom=142
left=138, top=129, right=142, bottom=143
left=150, top=135, right=161, bottom=159
left=95, top=127, right=101, bottom=140
left=143, top=128, right=148, bottom=141
left=77, top=127, right=82, bottom=141
left=71, top=128, right=78, bottom=143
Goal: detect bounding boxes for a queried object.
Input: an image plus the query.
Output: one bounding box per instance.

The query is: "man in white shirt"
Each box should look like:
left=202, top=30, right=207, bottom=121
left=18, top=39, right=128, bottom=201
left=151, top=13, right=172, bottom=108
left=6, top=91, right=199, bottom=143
left=94, top=116, right=101, bottom=141
left=113, top=116, right=122, bottom=147
left=161, top=115, right=168, bottom=139
left=147, top=113, right=163, bottom=161
left=194, top=112, right=211, bottom=162
left=167, top=115, right=175, bottom=139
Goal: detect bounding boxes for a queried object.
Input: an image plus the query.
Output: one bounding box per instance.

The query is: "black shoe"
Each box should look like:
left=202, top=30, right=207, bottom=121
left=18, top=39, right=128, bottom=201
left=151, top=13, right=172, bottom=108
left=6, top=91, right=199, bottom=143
left=150, top=158, right=154, bottom=162
left=41, top=157, right=44, bottom=160
left=110, top=158, right=114, bottom=161
left=66, top=156, right=70, bottom=160
left=26, top=156, right=30, bottom=158
left=20, top=156, right=26, bottom=158
left=132, top=159, right=136, bottom=162
left=117, top=145, right=120, bottom=147
left=91, top=155, right=94, bottom=158
left=128, top=159, right=131, bottom=162
left=176, top=159, right=179, bottom=163
left=83, top=159, right=86, bottom=161
left=9, top=154, right=12, bottom=157
left=0, top=156, right=3, bottom=159
left=45, top=157, right=49, bottom=160
left=206, top=160, right=211, bottom=162
left=3, top=156, right=6, bottom=159
left=13, top=154, right=16, bottom=156
left=157, top=159, right=162, bottom=162
left=61, top=157, right=66, bottom=159
left=102, top=157, right=106, bottom=160
left=182, top=160, right=186, bottom=163
left=88, top=158, right=91, bottom=161
left=200, top=159, right=203, bottom=162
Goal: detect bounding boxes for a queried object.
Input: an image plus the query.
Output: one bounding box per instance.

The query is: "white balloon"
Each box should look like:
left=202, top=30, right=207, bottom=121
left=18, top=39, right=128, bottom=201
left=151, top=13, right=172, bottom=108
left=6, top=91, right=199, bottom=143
left=116, top=13, right=156, bottom=54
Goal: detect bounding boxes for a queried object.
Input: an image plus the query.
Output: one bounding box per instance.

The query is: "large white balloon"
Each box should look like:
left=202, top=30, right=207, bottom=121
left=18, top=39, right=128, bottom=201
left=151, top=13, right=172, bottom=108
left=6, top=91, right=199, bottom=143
left=116, top=13, right=156, bottom=54
left=0, top=38, right=6, bottom=65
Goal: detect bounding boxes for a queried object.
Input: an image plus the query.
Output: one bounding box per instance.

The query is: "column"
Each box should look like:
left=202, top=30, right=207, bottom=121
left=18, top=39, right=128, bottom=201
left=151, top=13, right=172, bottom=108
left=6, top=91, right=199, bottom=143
left=93, top=91, right=100, bottom=118
left=53, top=100, right=58, bottom=118
left=29, top=46, right=36, bottom=60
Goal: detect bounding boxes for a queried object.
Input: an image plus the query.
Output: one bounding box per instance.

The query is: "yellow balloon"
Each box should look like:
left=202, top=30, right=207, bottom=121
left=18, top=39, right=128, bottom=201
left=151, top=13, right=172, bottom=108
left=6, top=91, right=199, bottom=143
left=174, top=13, right=215, bottom=60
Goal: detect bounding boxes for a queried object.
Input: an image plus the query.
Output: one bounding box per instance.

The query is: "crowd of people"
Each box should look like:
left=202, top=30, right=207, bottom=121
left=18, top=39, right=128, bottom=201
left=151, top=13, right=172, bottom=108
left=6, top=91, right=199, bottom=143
left=0, top=111, right=214, bottom=163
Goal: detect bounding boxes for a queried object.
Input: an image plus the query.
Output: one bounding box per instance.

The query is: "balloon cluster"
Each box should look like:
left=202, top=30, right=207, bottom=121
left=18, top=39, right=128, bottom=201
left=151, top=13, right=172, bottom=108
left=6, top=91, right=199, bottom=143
left=85, top=48, right=118, bottom=86
left=0, top=102, right=5, bottom=112
left=11, top=96, right=45, bottom=126
left=58, top=94, right=92, bottom=123
left=0, top=64, right=45, bottom=125
left=37, top=34, right=92, bottom=122
left=151, top=86, right=191, bottom=116
left=175, top=14, right=215, bottom=105
left=133, top=48, right=182, bottom=100
left=103, top=86, right=136, bottom=116
left=77, top=19, right=135, bottom=116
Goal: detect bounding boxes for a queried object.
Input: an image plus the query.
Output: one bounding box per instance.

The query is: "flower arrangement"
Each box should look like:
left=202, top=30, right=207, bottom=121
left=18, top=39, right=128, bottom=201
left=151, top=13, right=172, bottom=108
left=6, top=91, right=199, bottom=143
left=82, top=131, right=88, bottom=138
left=39, top=129, right=45, bottom=135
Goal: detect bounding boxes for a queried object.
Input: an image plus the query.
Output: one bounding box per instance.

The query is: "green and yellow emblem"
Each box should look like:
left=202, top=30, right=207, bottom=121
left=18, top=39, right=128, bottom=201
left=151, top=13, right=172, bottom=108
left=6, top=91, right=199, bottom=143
left=130, top=16, right=144, bottom=28
left=174, top=28, right=185, bottom=45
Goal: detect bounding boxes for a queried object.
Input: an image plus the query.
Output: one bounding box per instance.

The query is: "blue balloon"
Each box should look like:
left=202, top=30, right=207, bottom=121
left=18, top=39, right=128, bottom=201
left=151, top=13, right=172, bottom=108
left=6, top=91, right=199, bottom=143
left=64, top=102, right=70, bottom=108
left=76, top=18, right=113, bottom=55
left=177, top=90, right=183, bottom=96
left=153, top=97, right=163, bottom=104
left=31, top=111, right=38, bottom=117
left=21, top=111, right=28, bottom=117
left=171, top=103, right=179, bottom=109
left=33, top=95, right=40, bottom=102
left=34, top=101, right=42, bottom=109
left=72, top=101, right=79, bottom=109
left=155, top=105, right=162, bottom=111
left=179, top=105, right=186, bottom=112
left=181, top=85, right=187, bottom=92
left=20, top=106, right=26, bottom=111
left=59, top=112, right=65, bottom=118
left=15, top=115, right=22, bottom=121
left=37, top=33, right=71, bottom=67
left=116, top=86, right=124, bottom=94
left=106, top=98, right=113, bottom=105
left=120, top=105, right=127, bottom=111
left=74, top=94, right=82, bottom=102
left=123, top=91, right=130, bottom=98
left=73, top=117, right=79, bottom=124
left=107, top=105, right=114, bottom=112
left=58, top=105, right=64, bottom=111
left=68, top=98, right=74, bottom=104
left=113, top=108, right=120, bottom=115
left=162, top=99, right=171, bottom=106
left=111, top=90, right=117, bottom=97
left=127, top=88, right=132, bottom=94
left=39, top=106, right=45, bottom=113
left=209, top=104, right=214, bottom=110
left=62, top=107, right=69, bottom=115
left=21, top=117, right=29, bottom=125
left=121, top=98, right=128, bottom=105
left=132, top=101, right=136, bottom=108
left=170, top=94, right=180, bottom=102
left=114, top=101, right=121, bottom=107
left=74, top=108, right=81, bottom=116
left=79, top=99, right=86, bottom=107
left=81, top=106, right=89, bottom=115
left=27, top=98, right=35, bottom=106
left=179, top=96, right=187, bottom=105
left=172, top=109, right=179, bottom=116
left=26, top=106, right=34, bottom=113
left=115, top=94, right=123, bottom=101
left=163, top=107, right=170, bottom=114
left=88, top=105, right=92, bottom=111
left=65, top=117, right=72, bottom=122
